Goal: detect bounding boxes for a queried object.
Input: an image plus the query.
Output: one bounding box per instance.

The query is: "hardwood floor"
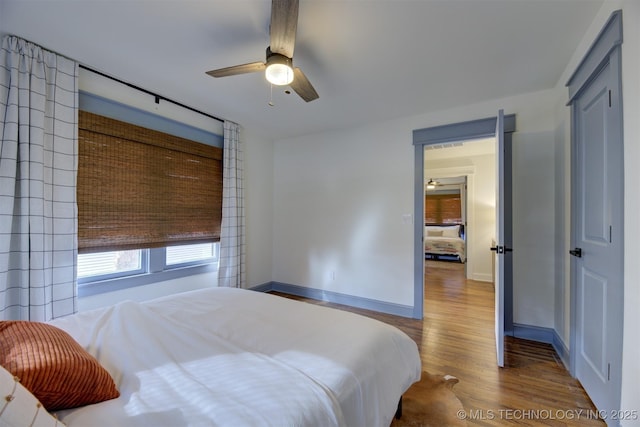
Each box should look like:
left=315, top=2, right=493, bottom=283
left=420, top=260, right=603, bottom=426
left=272, top=260, right=604, bottom=426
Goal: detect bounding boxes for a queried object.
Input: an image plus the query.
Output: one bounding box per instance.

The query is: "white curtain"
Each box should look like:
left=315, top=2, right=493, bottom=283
left=217, top=121, right=245, bottom=288
left=0, top=36, right=79, bottom=321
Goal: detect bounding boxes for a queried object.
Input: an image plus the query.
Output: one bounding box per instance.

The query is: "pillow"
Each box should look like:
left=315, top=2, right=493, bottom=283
left=0, top=321, right=119, bottom=411
left=425, top=225, right=460, bottom=237
left=0, top=363, right=67, bottom=427
left=427, top=230, right=443, bottom=237
left=441, top=225, right=460, bottom=238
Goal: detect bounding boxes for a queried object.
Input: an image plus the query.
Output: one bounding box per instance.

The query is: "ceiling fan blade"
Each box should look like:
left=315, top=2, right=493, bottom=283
left=270, top=0, right=298, bottom=58
left=290, top=67, right=318, bottom=102
left=206, top=61, right=266, bottom=78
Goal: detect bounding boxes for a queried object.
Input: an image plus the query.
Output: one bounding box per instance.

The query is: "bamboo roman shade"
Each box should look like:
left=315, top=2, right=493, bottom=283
left=425, top=194, right=462, bottom=224
left=78, top=111, right=223, bottom=253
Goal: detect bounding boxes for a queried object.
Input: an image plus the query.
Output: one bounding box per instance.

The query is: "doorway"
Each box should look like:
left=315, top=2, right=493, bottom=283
left=424, top=139, right=496, bottom=282
left=424, top=174, right=468, bottom=269
left=412, top=114, right=515, bottom=356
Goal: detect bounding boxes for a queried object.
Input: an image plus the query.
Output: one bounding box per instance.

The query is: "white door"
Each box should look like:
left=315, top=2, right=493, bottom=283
left=493, top=109, right=505, bottom=368
left=572, top=59, right=623, bottom=417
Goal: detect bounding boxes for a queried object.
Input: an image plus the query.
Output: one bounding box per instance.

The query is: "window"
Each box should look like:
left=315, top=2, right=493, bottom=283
left=166, top=243, right=218, bottom=267
left=78, top=243, right=219, bottom=294
left=78, top=250, right=145, bottom=282
left=425, top=193, right=462, bottom=224
left=75, top=102, right=223, bottom=297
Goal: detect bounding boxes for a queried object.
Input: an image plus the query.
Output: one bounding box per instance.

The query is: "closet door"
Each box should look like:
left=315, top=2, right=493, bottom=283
left=567, top=10, right=623, bottom=417
left=571, top=54, right=623, bottom=417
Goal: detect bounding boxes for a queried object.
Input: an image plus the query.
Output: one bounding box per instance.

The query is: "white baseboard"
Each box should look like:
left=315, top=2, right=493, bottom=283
left=472, top=273, right=493, bottom=282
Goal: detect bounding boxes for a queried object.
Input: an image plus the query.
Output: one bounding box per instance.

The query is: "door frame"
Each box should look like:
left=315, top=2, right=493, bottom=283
left=566, top=8, right=623, bottom=405
left=412, top=115, right=515, bottom=322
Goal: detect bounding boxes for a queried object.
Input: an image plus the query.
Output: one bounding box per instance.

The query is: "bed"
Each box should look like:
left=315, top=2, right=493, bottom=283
left=424, top=224, right=466, bottom=262
left=0, top=287, right=422, bottom=427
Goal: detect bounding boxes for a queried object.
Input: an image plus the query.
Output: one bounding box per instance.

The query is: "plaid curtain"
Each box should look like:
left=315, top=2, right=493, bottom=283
left=0, top=36, right=78, bottom=320
left=217, top=120, right=245, bottom=288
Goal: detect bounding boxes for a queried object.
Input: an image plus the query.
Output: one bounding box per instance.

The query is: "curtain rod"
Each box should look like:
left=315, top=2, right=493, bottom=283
left=79, top=64, right=224, bottom=123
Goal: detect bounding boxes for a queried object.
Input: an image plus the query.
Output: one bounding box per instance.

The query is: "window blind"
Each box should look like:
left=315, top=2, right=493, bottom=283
left=425, top=194, right=462, bottom=224
left=78, top=111, right=223, bottom=253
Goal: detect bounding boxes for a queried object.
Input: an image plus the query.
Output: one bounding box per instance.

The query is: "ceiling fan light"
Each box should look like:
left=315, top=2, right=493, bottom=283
left=265, top=51, right=294, bottom=86
left=265, top=63, right=294, bottom=86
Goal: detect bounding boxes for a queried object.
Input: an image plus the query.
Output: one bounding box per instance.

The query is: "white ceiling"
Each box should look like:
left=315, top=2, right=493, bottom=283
left=425, top=176, right=465, bottom=193
left=0, top=0, right=603, bottom=141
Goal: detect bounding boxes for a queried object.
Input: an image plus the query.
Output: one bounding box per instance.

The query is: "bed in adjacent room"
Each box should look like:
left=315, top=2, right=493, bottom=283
left=424, top=224, right=466, bottom=262
left=0, top=287, right=422, bottom=427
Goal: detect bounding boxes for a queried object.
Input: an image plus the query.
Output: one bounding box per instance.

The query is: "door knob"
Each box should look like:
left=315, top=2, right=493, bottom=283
left=569, top=247, right=583, bottom=257
left=490, top=245, right=513, bottom=254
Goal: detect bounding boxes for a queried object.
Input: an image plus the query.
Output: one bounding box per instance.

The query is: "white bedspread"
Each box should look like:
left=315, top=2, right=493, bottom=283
left=49, top=288, right=421, bottom=427
left=425, top=235, right=466, bottom=262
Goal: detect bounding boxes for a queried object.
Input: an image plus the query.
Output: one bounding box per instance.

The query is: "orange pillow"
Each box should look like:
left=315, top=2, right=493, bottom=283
left=0, top=320, right=119, bottom=411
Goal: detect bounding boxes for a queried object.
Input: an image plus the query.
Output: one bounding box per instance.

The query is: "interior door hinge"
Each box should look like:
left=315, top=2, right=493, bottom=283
left=610, top=225, right=612, bottom=243
left=609, top=90, right=612, bottom=107
left=608, top=363, right=611, bottom=381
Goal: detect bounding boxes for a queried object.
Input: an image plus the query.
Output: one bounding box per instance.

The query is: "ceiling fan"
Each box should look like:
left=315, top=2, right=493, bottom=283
left=205, top=0, right=319, bottom=102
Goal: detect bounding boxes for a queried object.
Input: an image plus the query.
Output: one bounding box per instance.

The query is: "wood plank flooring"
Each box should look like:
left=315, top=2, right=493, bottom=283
left=272, top=260, right=604, bottom=426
